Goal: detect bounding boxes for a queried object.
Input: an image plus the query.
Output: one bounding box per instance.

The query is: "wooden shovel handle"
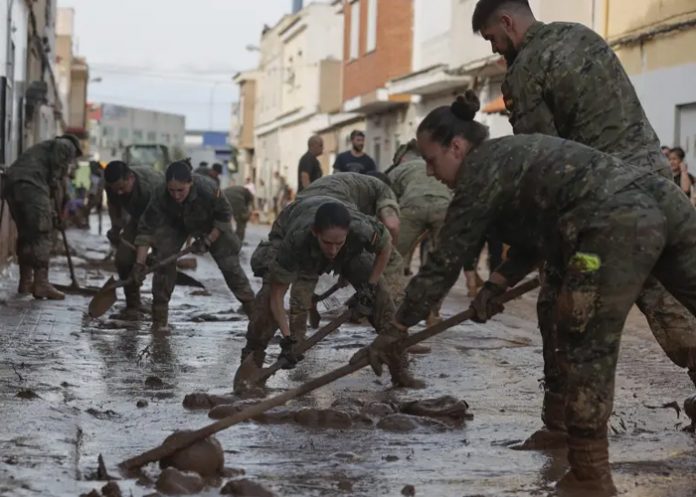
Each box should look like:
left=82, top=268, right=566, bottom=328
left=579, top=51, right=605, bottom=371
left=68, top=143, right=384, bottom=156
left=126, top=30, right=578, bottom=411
left=119, top=278, right=539, bottom=471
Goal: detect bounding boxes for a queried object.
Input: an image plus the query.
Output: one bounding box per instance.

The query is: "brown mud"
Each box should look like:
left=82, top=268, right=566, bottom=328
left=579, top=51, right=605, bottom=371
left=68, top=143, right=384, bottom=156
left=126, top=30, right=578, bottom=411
left=0, top=219, right=695, bottom=496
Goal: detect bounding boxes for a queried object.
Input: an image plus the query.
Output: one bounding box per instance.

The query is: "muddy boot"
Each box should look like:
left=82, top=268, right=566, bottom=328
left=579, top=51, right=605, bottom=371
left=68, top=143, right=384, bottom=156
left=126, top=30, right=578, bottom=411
left=119, top=286, right=142, bottom=320
left=17, top=264, right=34, bottom=294
left=514, top=392, right=568, bottom=450
left=388, top=355, right=426, bottom=389
left=32, top=266, right=65, bottom=300
left=151, top=304, right=170, bottom=332
left=240, top=346, right=266, bottom=368
left=557, top=436, right=616, bottom=496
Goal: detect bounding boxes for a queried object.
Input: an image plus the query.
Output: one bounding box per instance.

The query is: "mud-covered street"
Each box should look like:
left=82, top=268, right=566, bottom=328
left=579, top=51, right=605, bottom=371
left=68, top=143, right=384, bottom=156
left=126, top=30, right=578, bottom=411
left=1, top=219, right=695, bottom=497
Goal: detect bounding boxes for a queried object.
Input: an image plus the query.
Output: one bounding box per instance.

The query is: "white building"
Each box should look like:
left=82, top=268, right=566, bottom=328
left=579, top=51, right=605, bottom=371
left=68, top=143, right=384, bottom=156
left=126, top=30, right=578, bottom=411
left=252, top=1, right=343, bottom=205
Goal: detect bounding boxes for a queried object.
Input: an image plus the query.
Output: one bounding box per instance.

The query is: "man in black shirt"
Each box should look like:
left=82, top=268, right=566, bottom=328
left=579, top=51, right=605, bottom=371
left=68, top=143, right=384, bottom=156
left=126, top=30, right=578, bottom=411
left=333, top=130, right=377, bottom=174
left=297, top=135, right=324, bottom=192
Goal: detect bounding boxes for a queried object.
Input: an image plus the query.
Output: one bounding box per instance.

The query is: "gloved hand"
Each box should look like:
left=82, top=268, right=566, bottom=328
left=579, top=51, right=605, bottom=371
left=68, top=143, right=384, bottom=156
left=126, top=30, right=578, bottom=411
left=350, top=332, right=404, bottom=376
left=191, top=235, right=212, bottom=255
left=130, top=262, right=147, bottom=286
left=278, top=336, right=304, bottom=369
left=470, top=281, right=506, bottom=323
left=106, top=227, right=121, bottom=246
left=349, top=283, right=377, bottom=319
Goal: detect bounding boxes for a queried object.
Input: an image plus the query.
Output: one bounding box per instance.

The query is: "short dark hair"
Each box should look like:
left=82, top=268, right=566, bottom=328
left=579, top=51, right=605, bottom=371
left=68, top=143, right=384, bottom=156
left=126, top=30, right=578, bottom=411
left=199, top=161, right=209, bottom=167
left=670, top=147, right=686, bottom=160
left=212, top=163, right=223, bottom=175
left=350, top=130, right=365, bottom=140
left=314, top=202, right=351, bottom=232
left=166, top=159, right=193, bottom=183
left=104, top=160, right=132, bottom=183
left=472, top=0, right=531, bottom=32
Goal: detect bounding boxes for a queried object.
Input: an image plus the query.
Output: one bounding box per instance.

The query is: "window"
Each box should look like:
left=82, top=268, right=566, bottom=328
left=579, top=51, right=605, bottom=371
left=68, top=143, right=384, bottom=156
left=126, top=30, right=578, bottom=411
left=366, top=0, right=377, bottom=52
left=102, top=126, right=112, bottom=137
left=147, top=131, right=157, bottom=142
left=161, top=133, right=170, bottom=144
left=119, top=128, right=129, bottom=140
left=349, top=1, right=360, bottom=60
left=132, top=130, right=143, bottom=143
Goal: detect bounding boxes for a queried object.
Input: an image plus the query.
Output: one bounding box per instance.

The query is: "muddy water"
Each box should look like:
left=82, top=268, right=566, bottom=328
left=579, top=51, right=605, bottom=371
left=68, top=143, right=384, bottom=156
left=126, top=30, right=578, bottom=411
left=1, top=218, right=695, bottom=496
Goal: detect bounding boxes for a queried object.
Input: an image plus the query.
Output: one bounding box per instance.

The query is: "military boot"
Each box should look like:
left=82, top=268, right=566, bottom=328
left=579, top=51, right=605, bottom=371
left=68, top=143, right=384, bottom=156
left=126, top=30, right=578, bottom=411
left=151, top=304, right=170, bottom=332
left=118, top=285, right=142, bottom=320
left=513, top=392, right=568, bottom=450
left=240, top=346, right=266, bottom=368
left=32, top=266, right=65, bottom=300
left=17, top=264, right=34, bottom=294
left=388, top=354, right=426, bottom=389
left=557, top=436, right=617, bottom=496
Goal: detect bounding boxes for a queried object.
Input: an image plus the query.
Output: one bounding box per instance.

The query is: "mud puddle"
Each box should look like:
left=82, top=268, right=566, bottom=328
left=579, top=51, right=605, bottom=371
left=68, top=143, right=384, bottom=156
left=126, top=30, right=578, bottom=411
left=1, top=216, right=696, bottom=496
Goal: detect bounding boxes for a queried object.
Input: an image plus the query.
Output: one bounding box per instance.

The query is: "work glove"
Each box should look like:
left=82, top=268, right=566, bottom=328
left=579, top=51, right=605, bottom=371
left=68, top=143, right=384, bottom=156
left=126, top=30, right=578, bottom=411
left=278, top=336, right=304, bottom=370
left=106, top=227, right=121, bottom=246
left=349, top=283, right=377, bottom=319
left=190, top=235, right=212, bottom=255
left=129, top=262, right=147, bottom=286
left=470, top=281, right=506, bottom=323
left=350, top=332, right=405, bottom=377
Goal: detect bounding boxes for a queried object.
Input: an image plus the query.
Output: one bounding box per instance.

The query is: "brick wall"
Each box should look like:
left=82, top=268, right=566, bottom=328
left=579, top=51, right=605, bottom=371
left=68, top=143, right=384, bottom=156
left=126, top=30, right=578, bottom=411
left=342, top=0, right=413, bottom=101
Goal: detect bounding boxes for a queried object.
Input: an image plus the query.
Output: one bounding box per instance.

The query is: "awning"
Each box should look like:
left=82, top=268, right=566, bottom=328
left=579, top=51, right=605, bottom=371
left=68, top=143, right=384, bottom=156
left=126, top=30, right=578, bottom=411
left=482, top=95, right=507, bottom=114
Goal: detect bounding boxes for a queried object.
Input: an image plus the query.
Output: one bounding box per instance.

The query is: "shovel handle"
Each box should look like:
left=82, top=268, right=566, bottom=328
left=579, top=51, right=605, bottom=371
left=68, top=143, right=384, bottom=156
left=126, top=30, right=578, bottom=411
left=106, top=246, right=195, bottom=291
left=119, top=278, right=539, bottom=472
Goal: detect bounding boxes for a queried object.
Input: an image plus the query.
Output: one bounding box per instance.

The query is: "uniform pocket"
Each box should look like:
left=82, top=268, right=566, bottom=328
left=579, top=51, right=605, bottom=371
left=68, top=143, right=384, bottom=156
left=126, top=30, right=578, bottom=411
left=556, top=252, right=601, bottom=336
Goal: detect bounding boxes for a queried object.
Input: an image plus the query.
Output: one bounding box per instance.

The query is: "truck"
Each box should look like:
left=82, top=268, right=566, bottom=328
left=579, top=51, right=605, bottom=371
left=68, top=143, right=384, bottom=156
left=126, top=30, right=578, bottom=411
left=123, top=144, right=171, bottom=172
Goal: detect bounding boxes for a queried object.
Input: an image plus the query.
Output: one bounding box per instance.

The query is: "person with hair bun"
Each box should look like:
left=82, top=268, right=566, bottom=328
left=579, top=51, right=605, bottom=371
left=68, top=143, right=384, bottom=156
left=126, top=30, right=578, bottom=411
left=132, top=159, right=255, bottom=330
left=233, top=195, right=423, bottom=394
left=361, top=91, right=696, bottom=494
left=104, top=160, right=164, bottom=318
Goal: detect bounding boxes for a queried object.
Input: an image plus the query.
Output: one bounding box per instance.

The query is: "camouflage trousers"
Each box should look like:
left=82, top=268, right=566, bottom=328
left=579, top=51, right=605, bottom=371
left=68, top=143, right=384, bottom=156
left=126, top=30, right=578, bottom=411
left=6, top=182, right=54, bottom=267
left=396, top=199, right=449, bottom=271
left=542, top=177, right=696, bottom=439
left=288, top=248, right=406, bottom=338
left=114, top=218, right=140, bottom=302
left=244, top=251, right=404, bottom=357
left=149, top=225, right=255, bottom=308
left=233, top=211, right=250, bottom=242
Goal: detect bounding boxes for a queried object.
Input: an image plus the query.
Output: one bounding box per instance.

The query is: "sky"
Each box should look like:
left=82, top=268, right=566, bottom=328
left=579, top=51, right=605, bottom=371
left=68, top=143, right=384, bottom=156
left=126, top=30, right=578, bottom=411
left=56, top=0, right=319, bottom=131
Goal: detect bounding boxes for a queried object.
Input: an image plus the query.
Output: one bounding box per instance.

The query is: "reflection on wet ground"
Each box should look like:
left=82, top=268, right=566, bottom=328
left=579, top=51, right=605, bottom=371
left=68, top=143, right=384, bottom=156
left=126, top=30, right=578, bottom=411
left=0, top=219, right=695, bottom=496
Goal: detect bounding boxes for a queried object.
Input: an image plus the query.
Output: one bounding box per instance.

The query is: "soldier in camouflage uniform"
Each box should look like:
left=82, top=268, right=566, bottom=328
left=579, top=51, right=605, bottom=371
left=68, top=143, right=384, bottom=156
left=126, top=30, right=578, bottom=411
left=223, top=185, right=254, bottom=242
left=234, top=196, right=423, bottom=393
left=133, top=160, right=255, bottom=328
left=293, top=172, right=405, bottom=338
left=104, top=161, right=164, bottom=317
left=472, top=0, right=696, bottom=447
left=4, top=135, right=81, bottom=299
left=373, top=96, right=696, bottom=493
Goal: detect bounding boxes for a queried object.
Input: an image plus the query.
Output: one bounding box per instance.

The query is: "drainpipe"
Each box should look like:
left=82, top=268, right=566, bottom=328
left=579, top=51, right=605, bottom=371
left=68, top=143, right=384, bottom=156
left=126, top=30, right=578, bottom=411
left=604, top=0, right=610, bottom=40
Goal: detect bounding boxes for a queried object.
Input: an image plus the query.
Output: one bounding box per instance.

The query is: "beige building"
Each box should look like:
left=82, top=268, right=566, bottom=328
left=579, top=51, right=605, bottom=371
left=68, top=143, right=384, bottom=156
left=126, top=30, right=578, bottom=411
left=606, top=0, right=696, bottom=165
left=56, top=8, right=89, bottom=150
left=249, top=1, right=344, bottom=208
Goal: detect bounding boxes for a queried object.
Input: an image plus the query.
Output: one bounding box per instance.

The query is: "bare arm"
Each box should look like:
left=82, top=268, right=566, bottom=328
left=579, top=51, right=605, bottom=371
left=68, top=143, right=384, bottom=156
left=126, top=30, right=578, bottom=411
left=300, top=171, right=311, bottom=189
left=270, top=281, right=291, bottom=337
left=369, top=239, right=392, bottom=285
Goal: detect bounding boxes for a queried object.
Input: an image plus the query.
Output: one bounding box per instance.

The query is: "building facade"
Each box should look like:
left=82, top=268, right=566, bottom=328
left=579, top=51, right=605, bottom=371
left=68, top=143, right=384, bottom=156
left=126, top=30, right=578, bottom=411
left=87, top=103, right=185, bottom=163
left=606, top=0, right=696, bottom=165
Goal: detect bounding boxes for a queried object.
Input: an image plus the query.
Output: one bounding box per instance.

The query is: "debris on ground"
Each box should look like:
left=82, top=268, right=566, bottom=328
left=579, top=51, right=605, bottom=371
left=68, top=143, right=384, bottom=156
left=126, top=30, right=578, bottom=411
left=155, top=467, right=204, bottom=495
left=220, top=478, right=276, bottom=496
left=159, top=432, right=224, bottom=477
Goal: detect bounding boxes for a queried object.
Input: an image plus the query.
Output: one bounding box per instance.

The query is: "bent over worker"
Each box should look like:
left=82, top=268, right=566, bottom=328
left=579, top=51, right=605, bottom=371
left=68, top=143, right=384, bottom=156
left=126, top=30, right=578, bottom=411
left=367, top=93, right=696, bottom=495
left=234, top=196, right=423, bottom=393
left=4, top=135, right=81, bottom=299
left=472, top=0, right=696, bottom=446
left=223, top=185, right=254, bottom=242
left=133, top=160, right=255, bottom=329
left=104, top=161, right=164, bottom=317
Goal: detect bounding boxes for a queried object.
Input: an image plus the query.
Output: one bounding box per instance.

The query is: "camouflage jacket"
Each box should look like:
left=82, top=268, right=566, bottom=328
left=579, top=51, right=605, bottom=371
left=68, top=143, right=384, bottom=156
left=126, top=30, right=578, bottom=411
left=387, top=158, right=451, bottom=208
left=5, top=139, right=76, bottom=195
left=263, top=195, right=390, bottom=285
left=223, top=185, right=254, bottom=216
left=106, top=166, right=163, bottom=226
left=135, top=174, right=232, bottom=246
left=297, top=172, right=399, bottom=216
left=503, top=21, right=668, bottom=176
left=396, top=134, right=649, bottom=326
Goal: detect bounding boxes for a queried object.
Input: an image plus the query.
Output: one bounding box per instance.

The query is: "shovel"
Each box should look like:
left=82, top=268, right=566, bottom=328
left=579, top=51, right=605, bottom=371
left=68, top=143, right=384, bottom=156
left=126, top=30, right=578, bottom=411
left=53, top=196, right=94, bottom=295
left=120, top=239, right=206, bottom=290
left=308, top=280, right=346, bottom=329
left=119, top=278, right=540, bottom=472
left=88, top=246, right=194, bottom=318
left=233, top=308, right=353, bottom=392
